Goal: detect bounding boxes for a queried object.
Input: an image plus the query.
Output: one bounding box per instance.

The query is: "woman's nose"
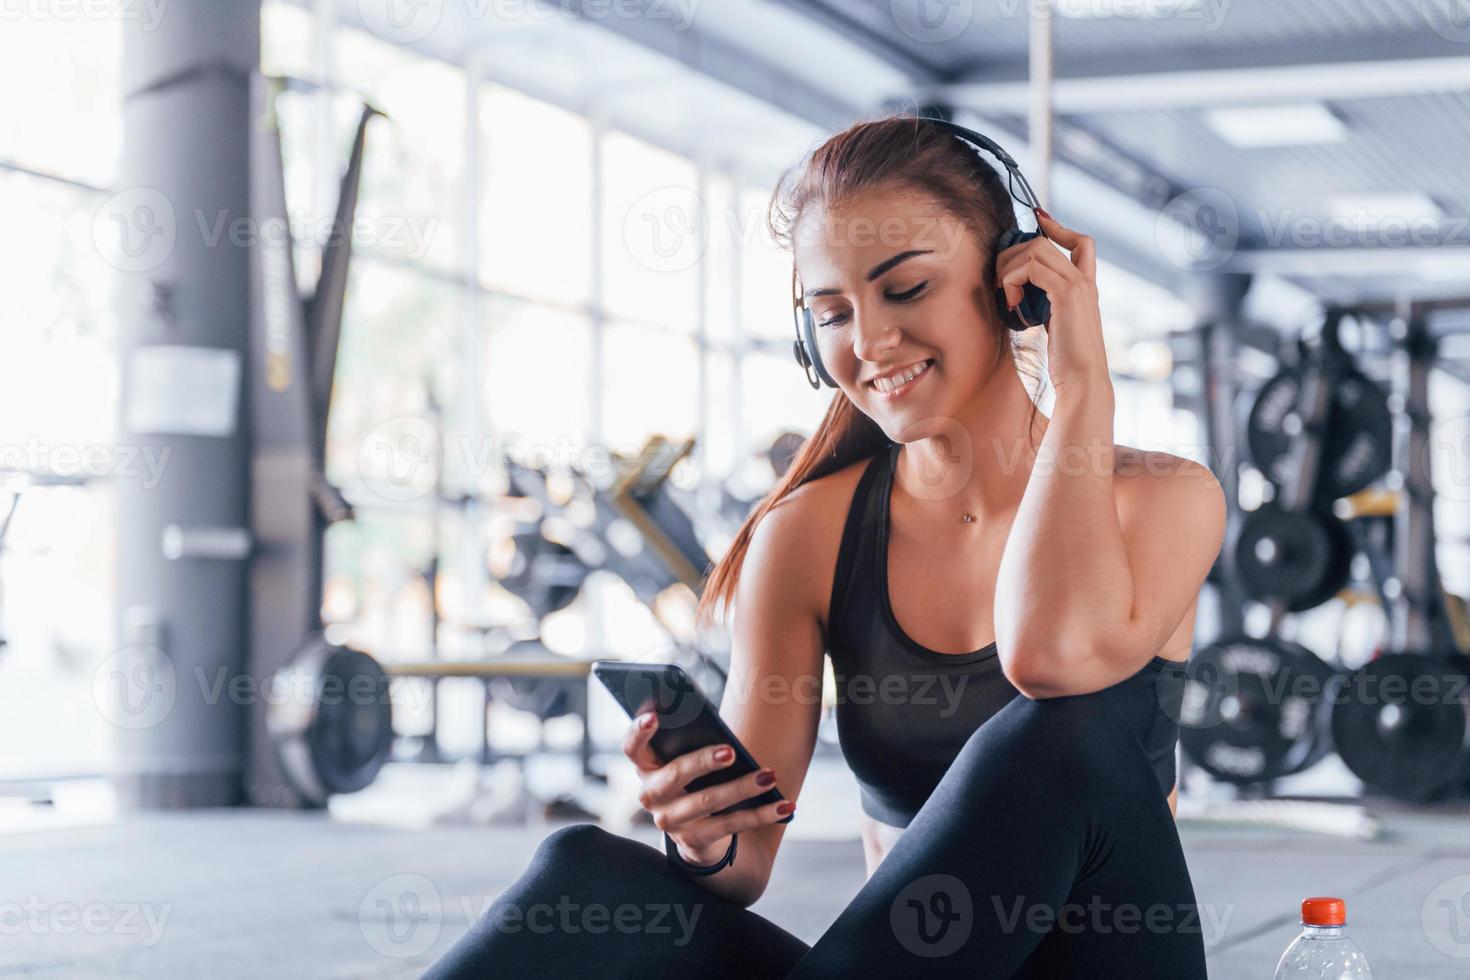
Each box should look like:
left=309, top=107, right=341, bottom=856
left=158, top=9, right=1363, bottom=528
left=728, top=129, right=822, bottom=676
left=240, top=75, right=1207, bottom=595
left=850, top=313, right=902, bottom=362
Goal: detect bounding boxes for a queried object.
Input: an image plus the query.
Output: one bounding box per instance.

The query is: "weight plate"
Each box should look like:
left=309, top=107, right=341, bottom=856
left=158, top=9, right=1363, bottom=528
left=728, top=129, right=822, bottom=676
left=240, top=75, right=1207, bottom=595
left=270, top=639, right=393, bottom=805
left=1331, top=652, right=1470, bottom=803
left=1179, top=636, right=1339, bottom=785
left=1234, top=503, right=1353, bottom=611
left=1246, top=365, right=1392, bottom=502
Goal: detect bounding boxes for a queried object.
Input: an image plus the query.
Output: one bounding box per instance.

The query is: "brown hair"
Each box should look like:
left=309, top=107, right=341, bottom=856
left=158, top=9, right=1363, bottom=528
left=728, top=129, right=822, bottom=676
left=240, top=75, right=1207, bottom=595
left=695, top=111, right=1048, bottom=630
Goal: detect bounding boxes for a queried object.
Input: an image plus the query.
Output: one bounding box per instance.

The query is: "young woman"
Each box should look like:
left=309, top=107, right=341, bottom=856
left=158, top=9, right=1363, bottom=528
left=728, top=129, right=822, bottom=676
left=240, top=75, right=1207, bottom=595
left=423, top=112, right=1225, bottom=978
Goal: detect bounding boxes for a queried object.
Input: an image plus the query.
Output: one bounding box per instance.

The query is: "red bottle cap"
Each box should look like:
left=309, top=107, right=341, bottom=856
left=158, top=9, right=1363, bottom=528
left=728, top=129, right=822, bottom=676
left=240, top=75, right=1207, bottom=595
left=1302, top=897, right=1345, bottom=926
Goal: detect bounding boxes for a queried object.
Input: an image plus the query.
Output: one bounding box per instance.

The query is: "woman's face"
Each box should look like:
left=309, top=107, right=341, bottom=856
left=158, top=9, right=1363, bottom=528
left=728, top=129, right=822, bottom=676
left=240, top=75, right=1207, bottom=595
left=792, top=187, right=1005, bottom=437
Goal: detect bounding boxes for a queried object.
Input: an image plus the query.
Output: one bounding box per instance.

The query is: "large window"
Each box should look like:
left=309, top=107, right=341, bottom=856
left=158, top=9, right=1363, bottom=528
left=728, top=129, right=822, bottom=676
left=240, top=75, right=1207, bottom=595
left=0, top=16, right=123, bottom=779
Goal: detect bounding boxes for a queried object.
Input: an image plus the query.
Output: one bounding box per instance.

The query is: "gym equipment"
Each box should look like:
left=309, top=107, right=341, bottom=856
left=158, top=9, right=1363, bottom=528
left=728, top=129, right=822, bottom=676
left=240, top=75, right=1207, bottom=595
left=246, top=73, right=392, bottom=808
left=1330, top=652, right=1470, bottom=802
left=1178, top=636, right=1339, bottom=785
left=386, top=656, right=593, bottom=770
left=791, top=117, right=1050, bottom=390
left=1246, top=360, right=1392, bottom=503
left=498, top=531, right=589, bottom=622
left=503, top=436, right=729, bottom=693
left=1233, top=503, right=1353, bottom=611
left=1228, top=311, right=1379, bottom=625
left=1326, top=311, right=1470, bottom=801
left=268, top=637, right=393, bottom=805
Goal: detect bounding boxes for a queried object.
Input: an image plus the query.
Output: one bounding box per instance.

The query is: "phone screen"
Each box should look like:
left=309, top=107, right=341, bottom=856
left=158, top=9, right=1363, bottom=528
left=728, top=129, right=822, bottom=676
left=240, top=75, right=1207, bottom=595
left=593, top=660, right=791, bottom=821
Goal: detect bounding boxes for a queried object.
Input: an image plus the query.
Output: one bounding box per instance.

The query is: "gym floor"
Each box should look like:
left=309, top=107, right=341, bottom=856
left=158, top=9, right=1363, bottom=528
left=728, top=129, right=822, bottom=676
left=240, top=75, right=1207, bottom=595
left=5, top=757, right=1468, bottom=979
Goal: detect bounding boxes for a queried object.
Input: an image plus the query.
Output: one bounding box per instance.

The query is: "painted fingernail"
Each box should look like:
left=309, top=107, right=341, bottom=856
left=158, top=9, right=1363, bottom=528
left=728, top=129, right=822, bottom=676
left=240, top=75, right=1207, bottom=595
left=714, top=746, right=734, bottom=763
left=756, top=769, right=776, bottom=787
left=639, top=713, right=655, bottom=729
left=1036, top=206, right=1052, bottom=219
left=776, top=801, right=795, bottom=816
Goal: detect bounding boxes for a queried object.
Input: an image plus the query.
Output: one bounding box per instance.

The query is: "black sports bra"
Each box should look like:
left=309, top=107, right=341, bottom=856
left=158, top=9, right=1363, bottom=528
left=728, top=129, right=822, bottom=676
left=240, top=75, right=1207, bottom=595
left=823, top=442, right=1186, bottom=828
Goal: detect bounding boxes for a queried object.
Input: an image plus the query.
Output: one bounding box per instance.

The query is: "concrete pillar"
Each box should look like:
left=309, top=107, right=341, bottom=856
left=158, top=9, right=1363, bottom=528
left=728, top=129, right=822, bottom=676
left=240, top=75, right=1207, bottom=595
left=111, top=0, right=261, bottom=808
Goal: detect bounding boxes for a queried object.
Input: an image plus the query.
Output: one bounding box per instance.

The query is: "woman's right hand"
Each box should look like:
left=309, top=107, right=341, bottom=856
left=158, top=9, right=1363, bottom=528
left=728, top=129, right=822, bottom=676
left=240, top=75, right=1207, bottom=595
left=622, top=710, right=795, bottom=866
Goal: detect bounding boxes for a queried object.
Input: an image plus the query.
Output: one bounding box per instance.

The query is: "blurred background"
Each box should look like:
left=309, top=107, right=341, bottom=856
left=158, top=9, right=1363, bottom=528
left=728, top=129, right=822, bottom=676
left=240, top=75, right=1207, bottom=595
left=4, top=1, right=1470, bottom=977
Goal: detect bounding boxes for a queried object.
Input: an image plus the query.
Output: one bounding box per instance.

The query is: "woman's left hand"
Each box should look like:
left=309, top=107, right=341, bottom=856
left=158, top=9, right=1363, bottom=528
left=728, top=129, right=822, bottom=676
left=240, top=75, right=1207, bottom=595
left=997, top=209, right=1111, bottom=396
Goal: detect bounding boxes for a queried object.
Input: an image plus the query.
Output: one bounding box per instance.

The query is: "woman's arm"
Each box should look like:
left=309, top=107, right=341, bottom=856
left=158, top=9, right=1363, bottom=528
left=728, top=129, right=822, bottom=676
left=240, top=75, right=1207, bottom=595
left=996, top=390, right=1224, bottom=700
left=683, top=488, right=829, bottom=907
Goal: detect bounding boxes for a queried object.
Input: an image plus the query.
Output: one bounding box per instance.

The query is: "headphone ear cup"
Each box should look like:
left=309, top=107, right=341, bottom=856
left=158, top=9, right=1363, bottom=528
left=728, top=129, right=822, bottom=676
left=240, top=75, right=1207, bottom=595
left=994, top=229, right=1051, bottom=331
left=798, top=307, right=838, bottom=388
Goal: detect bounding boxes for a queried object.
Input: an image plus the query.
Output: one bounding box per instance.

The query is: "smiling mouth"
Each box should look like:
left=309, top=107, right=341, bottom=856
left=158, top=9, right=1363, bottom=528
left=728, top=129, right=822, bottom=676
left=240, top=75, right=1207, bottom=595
left=869, top=359, right=934, bottom=395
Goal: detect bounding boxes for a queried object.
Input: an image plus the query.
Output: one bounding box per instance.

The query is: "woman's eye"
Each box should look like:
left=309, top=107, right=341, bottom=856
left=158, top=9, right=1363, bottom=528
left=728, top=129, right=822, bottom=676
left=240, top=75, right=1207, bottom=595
left=815, top=283, right=927, bottom=328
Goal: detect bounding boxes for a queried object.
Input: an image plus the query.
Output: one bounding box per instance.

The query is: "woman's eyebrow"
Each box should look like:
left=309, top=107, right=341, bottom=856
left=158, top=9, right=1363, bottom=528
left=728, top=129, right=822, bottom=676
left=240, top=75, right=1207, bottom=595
left=803, top=249, right=934, bottom=299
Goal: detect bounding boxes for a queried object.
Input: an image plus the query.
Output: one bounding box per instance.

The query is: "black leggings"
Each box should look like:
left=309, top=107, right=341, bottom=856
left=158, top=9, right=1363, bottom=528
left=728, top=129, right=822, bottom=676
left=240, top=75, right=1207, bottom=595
left=421, top=690, right=1209, bottom=979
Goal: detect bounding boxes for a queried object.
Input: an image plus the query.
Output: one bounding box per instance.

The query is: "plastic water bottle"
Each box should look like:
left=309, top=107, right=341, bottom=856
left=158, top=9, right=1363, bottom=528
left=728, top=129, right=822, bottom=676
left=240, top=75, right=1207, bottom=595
left=1274, top=897, right=1373, bottom=979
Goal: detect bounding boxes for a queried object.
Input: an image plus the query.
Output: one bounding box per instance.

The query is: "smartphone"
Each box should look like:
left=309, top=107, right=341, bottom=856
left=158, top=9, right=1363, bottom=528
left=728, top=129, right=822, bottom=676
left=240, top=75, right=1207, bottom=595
left=592, top=660, right=793, bottom=823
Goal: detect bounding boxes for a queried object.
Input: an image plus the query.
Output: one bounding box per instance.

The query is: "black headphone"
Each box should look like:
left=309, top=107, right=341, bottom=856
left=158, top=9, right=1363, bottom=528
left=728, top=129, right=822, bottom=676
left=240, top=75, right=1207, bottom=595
left=791, top=118, right=1051, bottom=390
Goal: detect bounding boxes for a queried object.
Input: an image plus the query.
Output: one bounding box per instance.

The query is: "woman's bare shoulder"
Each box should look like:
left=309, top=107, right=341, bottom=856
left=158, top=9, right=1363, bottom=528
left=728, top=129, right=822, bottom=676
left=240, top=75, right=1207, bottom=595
left=756, top=455, right=877, bottom=614
left=1113, top=444, right=1224, bottom=528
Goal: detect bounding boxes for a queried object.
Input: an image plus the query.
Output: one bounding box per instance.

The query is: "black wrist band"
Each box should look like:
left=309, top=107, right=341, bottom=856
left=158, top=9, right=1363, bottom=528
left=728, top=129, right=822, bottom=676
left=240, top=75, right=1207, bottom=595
left=664, top=832, right=737, bottom=876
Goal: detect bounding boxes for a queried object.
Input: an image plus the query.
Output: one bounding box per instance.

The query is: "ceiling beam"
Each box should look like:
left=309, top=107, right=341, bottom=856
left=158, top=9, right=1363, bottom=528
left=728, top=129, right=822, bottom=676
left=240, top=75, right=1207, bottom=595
left=933, top=33, right=1470, bottom=112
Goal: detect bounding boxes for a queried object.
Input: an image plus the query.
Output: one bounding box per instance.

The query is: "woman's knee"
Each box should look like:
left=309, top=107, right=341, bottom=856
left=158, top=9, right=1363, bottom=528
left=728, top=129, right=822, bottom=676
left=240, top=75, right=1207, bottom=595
left=965, top=692, right=1145, bottom=789
left=531, top=822, right=641, bottom=877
